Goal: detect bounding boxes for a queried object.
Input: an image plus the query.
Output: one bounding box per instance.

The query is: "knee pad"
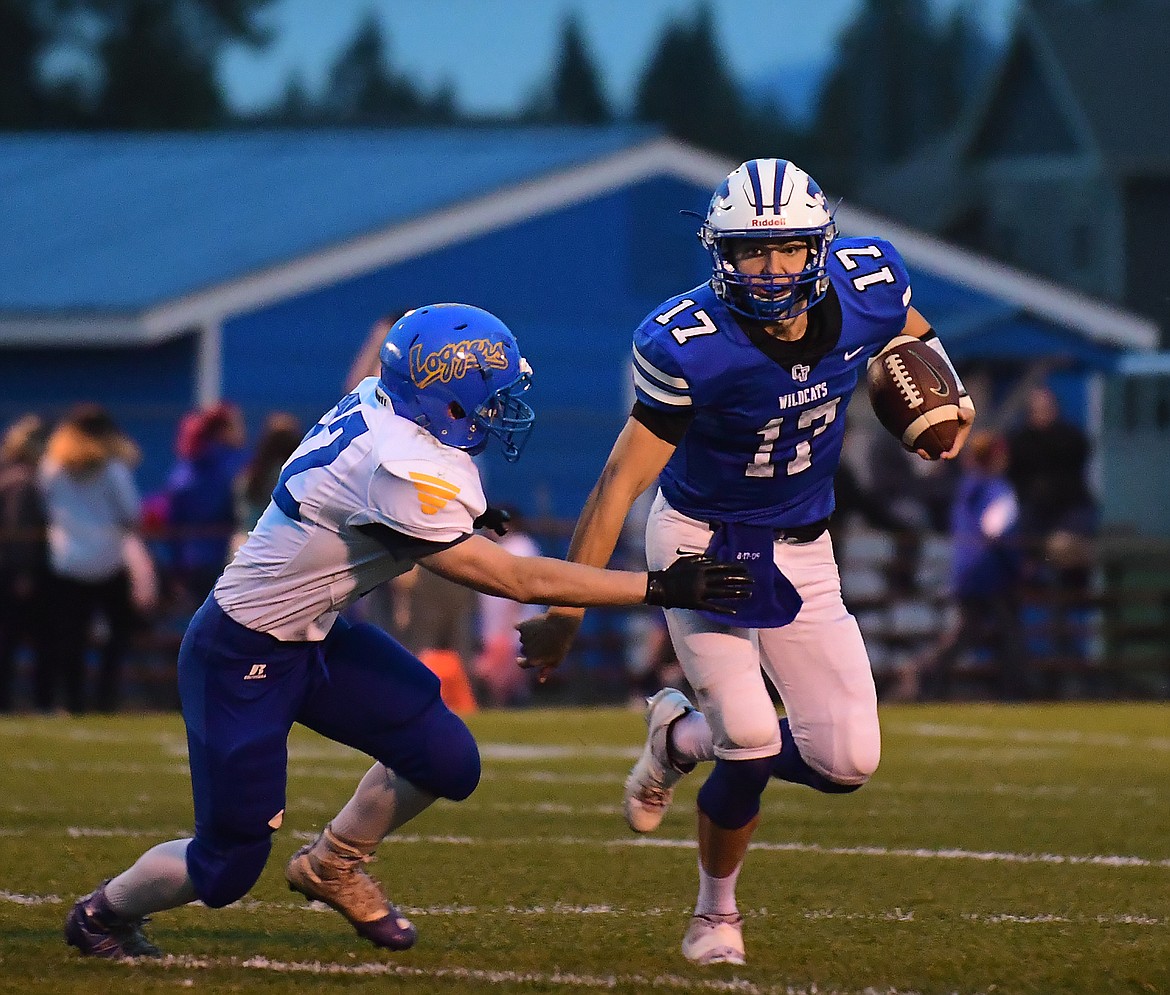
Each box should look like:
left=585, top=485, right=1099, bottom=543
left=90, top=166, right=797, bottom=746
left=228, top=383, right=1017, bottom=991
left=771, top=718, right=867, bottom=794
left=697, top=757, right=774, bottom=830
left=186, top=833, right=272, bottom=908
left=394, top=698, right=481, bottom=801
left=718, top=706, right=784, bottom=756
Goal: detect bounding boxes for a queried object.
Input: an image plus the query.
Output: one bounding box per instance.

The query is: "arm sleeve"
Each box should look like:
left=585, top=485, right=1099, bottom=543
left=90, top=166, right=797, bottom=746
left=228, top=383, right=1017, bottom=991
left=918, top=326, right=971, bottom=402
left=355, top=522, right=472, bottom=558
left=631, top=400, right=693, bottom=446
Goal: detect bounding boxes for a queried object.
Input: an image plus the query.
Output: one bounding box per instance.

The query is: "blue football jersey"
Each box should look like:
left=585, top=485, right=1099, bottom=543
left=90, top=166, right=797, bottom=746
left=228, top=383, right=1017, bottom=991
left=632, top=236, right=912, bottom=528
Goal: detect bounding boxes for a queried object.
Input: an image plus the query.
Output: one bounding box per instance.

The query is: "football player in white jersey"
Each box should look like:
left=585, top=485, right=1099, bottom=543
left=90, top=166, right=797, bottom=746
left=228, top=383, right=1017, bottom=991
left=517, top=160, right=975, bottom=966
left=64, top=303, right=752, bottom=960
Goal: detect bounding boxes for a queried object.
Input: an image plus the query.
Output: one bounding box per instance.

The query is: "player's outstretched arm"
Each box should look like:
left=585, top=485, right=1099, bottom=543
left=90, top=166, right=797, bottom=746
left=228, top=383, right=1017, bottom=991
left=513, top=417, right=678, bottom=676
left=418, top=536, right=750, bottom=611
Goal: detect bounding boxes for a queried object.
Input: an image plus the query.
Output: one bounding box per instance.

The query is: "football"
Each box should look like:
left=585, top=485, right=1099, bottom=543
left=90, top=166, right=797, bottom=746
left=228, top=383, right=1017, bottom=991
left=866, top=335, right=962, bottom=458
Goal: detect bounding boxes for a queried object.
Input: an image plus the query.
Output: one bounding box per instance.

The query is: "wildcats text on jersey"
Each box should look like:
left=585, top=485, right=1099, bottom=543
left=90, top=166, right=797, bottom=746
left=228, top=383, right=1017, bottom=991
left=777, top=381, right=829, bottom=410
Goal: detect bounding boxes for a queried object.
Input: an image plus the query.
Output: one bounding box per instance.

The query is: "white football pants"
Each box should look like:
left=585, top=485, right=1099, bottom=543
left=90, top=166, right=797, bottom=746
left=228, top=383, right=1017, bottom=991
left=645, top=491, right=880, bottom=786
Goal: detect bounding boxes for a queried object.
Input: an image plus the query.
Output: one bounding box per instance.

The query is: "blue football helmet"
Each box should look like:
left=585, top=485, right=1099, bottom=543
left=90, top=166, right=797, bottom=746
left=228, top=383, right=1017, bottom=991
left=378, top=304, right=535, bottom=461
left=699, top=158, right=837, bottom=321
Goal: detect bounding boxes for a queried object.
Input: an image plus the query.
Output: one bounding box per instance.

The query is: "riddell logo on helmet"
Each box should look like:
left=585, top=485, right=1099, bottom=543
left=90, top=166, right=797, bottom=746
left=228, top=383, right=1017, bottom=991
left=410, top=339, right=509, bottom=389
left=750, top=217, right=787, bottom=227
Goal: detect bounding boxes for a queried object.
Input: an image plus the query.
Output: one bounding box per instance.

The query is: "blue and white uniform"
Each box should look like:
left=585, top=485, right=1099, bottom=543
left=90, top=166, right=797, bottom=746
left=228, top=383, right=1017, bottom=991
left=216, top=377, right=486, bottom=640
left=180, top=377, right=484, bottom=907
left=635, top=237, right=910, bottom=775
left=64, top=304, right=535, bottom=957
left=635, top=237, right=910, bottom=529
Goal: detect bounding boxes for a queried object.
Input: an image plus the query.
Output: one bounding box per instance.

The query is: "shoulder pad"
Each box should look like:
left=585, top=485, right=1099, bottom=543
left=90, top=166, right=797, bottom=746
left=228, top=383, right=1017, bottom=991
left=367, top=455, right=486, bottom=542
left=632, top=288, right=723, bottom=412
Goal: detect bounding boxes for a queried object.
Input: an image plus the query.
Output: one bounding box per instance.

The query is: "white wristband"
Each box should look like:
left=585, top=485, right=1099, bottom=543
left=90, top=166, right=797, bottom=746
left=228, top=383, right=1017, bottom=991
left=920, top=331, right=967, bottom=398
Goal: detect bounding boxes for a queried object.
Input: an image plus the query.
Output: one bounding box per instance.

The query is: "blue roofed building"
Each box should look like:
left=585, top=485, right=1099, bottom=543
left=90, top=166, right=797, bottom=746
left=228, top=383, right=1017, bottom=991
left=0, top=127, right=1160, bottom=530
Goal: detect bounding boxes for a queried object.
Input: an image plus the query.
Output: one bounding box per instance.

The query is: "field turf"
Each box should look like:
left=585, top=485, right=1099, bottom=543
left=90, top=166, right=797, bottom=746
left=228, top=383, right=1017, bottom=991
left=1, top=702, right=1167, bottom=994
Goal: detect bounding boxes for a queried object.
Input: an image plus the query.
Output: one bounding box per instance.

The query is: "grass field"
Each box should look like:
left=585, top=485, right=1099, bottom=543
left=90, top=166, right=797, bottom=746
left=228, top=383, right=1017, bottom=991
left=1, top=702, right=1168, bottom=995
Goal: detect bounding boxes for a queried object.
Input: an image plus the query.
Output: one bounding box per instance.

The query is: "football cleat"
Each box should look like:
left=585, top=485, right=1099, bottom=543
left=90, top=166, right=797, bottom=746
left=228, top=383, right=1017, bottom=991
left=286, top=825, right=417, bottom=951
left=623, top=687, right=695, bottom=833
left=64, top=882, right=162, bottom=959
left=682, top=912, right=746, bottom=966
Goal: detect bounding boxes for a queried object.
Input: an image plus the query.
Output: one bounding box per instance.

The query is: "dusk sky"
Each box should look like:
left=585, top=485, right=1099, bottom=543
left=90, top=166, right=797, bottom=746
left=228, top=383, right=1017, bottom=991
left=220, top=0, right=1018, bottom=117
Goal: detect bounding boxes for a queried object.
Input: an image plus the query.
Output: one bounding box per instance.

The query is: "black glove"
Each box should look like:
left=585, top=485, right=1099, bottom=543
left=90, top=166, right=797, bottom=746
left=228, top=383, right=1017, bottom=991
left=473, top=506, right=511, bottom=536
left=645, top=554, right=753, bottom=613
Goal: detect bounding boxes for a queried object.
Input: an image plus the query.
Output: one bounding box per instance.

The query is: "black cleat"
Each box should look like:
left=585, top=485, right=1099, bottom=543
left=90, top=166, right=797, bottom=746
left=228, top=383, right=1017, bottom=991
left=64, top=882, right=162, bottom=959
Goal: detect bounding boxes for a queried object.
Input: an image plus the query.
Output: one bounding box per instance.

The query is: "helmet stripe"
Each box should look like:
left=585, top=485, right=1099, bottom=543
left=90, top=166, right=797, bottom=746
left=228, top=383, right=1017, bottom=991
left=774, top=159, right=787, bottom=214
left=745, top=159, right=765, bottom=216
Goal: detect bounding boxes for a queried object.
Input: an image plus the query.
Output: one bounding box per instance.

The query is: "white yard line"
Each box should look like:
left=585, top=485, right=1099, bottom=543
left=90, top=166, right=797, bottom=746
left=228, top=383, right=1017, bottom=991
left=7, top=889, right=1165, bottom=929
left=612, top=836, right=1170, bottom=868
left=4, top=717, right=1168, bottom=753
left=869, top=781, right=1160, bottom=801
left=82, top=953, right=962, bottom=995
left=11, top=758, right=1161, bottom=805
left=10, top=885, right=1166, bottom=951
left=65, top=826, right=191, bottom=838
left=886, top=722, right=1170, bottom=752
left=29, top=826, right=1168, bottom=869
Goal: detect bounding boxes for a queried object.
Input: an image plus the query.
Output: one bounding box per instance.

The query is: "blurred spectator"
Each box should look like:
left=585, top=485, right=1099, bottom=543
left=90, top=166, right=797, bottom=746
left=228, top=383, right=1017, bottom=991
left=0, top=415, right=50, bottom=712
left=232, top=411, right=302, bottom=550
left=346, top=312, right=406, bottom=391
left=916, top=431, right=1027, bottom=701
left=389, top=566, right=478, bottom=715
left=1008, top=384, right=1097, bottom=548
left=472, top=509, right=542, bottom=707
left=625, top=608, right=688, bottom=704
left=862, top=429, right=958, bottom=594
left=160, top=402, right=247, bottom=605
left=38, top=405, right=142, bottom=713
left=1007, top=384, right=1098, bottom=659
left=830, top=458, right=915, bottom=572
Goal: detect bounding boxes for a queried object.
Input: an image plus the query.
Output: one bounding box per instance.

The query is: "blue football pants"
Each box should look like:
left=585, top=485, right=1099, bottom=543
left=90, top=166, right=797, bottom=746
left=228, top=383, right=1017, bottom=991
left=177, top=596, right=479, bottom=907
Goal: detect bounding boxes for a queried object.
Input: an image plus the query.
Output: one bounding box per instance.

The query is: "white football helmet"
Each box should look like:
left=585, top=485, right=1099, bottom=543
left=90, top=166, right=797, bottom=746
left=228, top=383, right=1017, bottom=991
left=699, top=158, right=836, bottom=321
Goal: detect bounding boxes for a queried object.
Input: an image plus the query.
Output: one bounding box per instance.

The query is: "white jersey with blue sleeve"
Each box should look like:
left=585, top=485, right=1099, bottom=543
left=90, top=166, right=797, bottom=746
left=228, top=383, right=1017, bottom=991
left=214, top=377, right=487, bottom=641
left=633, top=236, right=912, bottom=528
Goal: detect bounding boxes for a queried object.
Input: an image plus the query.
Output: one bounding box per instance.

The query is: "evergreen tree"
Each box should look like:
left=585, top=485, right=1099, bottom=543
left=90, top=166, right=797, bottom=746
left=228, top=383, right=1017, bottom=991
left=0, top=0, right=52, bottom=127
left=53, top=0, right=272, bottom=129
left=428, top=78, right=459, bottom=124
left=325, top=12, right=421, bottom=122
left=272, top=70, right=314, bottom=124
left=934, top=4, right=991, bottom=132
left=321, top=13, right=460, bottom=125
left=97, top=0, right=224, bottom=127
left=634, top=5, right=752, bottom=157
left=549, top=14, right=609, bottom=124
left=810, top=0, right=985, bottom=196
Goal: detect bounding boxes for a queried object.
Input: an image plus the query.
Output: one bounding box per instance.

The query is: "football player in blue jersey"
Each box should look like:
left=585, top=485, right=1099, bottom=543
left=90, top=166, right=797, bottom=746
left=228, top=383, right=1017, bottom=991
left=63, top=304, right=751, bottom=961
left=517, top=159, right=976, bottom=966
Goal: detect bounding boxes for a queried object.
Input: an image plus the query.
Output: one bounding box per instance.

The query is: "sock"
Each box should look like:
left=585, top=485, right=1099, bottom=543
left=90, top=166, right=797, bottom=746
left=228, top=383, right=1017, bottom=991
left=694, top=856, right=743, bottom=918
left=105, top=838, right=198, bottom=919
left=669, top=710, right=716, bottom=767
left=329, top=763, right=436, bottom=852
